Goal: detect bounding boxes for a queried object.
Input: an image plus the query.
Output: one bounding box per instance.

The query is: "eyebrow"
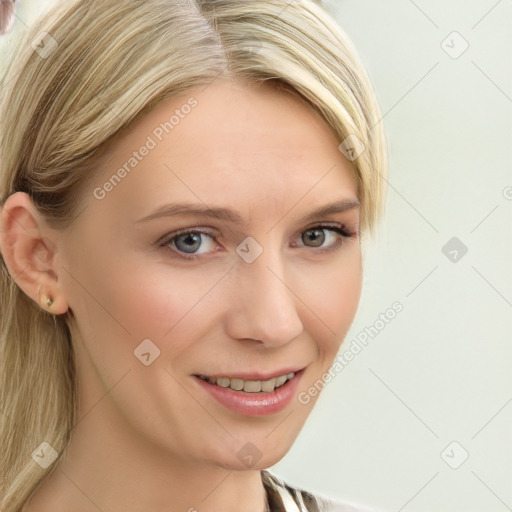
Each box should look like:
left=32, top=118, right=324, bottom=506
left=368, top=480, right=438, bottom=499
left=136, top=198, right=360, bottom=225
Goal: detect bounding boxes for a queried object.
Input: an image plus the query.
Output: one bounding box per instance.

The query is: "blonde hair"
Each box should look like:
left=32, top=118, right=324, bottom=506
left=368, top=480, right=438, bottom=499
left=0, top=0, right=387, bottom=510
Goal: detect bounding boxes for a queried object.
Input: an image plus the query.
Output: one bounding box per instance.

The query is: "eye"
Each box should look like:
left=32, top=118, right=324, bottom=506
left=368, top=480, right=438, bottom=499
left=296, top=224, right=354, bottom=252
left=157, top=224, right=355, bottom=260
left=159, top=229, right=218, bottom=258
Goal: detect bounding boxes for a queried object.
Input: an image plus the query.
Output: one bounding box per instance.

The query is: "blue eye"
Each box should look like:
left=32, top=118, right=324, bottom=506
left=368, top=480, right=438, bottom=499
left=158, top=224, right=354, bottom=260
left=165, top=230, right=217, bottom=256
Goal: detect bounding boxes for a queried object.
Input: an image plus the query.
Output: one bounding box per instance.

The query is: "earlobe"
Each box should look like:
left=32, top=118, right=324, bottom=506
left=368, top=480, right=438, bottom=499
left=0, top=192, right=69, bottom=315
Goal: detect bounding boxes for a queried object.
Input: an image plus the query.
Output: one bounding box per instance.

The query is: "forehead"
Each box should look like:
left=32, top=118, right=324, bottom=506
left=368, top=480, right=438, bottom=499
left=90, top=78, right=357, bottom=222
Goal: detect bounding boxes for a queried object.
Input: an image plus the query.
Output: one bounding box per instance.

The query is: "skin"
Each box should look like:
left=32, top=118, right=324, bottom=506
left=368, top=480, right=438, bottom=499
left=1, top=78, right=363, bottom=512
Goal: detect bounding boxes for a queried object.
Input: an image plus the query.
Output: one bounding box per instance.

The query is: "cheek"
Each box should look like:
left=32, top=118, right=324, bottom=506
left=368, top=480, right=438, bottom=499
left=63, top=262, right=228, bottom=393
left=298, top=255, right=362, bottom=356
left=77, top=260, right=228, bottom=344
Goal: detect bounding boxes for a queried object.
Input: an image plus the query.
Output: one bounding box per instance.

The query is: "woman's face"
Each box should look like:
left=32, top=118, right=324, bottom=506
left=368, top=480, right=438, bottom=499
left=56, top=78, right=362, bottom=470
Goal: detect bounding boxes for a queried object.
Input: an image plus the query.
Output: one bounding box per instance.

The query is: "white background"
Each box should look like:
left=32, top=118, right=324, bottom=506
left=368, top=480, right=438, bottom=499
left=1, top=1, right=511, bottom=511
left=274, top=2, right=512, bottom=512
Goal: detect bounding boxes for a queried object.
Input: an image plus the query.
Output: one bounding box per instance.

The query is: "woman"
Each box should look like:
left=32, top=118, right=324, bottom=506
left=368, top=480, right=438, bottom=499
left=0, top=0, right=388, bottom=510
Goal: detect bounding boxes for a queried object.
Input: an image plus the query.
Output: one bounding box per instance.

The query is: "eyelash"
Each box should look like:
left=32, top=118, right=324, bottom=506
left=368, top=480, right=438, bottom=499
left=157, top=224, right=356, bottom=261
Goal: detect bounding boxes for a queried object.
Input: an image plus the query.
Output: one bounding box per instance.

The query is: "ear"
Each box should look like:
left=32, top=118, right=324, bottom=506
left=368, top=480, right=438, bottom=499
left=0, top=192, right=69, bottom=315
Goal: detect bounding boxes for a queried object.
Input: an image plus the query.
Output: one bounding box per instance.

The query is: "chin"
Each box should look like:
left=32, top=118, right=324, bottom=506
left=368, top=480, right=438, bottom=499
left=203, top=439, right=293, bottom=472
left=214, top=454, right=287, bottom=472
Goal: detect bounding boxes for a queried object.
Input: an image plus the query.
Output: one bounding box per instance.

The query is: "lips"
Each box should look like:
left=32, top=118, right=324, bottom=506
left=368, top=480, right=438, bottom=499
left=193, top=368, right=305, bottom=416
left=197, top=372, right=296, bottom=393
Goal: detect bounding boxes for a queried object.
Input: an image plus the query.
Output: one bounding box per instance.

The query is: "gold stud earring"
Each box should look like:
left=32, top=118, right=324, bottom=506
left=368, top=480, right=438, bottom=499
left=45, top=296, right=54, bottom=307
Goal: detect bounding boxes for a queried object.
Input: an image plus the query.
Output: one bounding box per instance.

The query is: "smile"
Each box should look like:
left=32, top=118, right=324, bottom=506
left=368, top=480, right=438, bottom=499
left=193, top=369, right=304, bottom=416
left=197, top=372, right=296, bottom=393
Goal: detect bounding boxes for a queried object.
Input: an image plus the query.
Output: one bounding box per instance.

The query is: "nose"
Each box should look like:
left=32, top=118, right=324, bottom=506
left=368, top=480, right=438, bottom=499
left=223, top=247, right=304, bottom=348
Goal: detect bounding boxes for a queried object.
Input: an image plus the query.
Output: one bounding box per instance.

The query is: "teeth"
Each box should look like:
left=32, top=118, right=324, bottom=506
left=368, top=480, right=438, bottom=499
left=201, top=372, right=296, bottom=393
left=261, top=378, right=276, bottom=392
left=274, top=375, right=287, bottom=387
left=216, top=377, right=230, bottom=388
left=230, top=378, right=244, bottom=391
left=243, top=380, right=261, bottom=392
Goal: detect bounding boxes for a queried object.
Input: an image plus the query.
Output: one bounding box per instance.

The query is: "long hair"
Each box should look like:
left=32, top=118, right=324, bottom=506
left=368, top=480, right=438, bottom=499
left=0, top=1, right=387, bottom=510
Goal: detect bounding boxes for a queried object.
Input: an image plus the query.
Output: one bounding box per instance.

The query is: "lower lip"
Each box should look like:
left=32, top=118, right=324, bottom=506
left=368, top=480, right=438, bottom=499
left=193, top=370, right=304, bottom=417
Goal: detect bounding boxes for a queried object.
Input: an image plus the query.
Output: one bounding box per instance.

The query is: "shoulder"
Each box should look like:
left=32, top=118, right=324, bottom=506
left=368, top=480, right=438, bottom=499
left=261, top=470, right=382, bottom=512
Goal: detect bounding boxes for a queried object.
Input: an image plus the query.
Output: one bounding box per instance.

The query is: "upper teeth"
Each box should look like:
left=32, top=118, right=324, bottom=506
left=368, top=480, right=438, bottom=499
left=199, top=372, right=295, bottom=393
